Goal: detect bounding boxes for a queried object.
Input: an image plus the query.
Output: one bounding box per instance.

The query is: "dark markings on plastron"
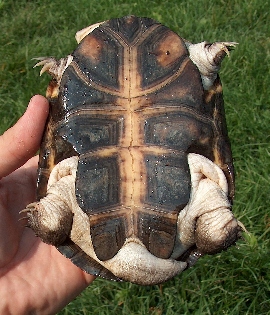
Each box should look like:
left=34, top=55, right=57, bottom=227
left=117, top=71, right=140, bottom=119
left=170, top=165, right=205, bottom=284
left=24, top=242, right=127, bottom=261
left=138, top=27, right=188, bottom=89
left=57, top=238, right=120, bottom=281
left=59, top=67, right=118, bottom=112
left=73, top=28, right=123, bottom=90
left=146, top=60, right=204, bottom=111
left=57, top=114, right=121, bottom=153
left=90, top=215, right=127, bottom=261
left=105, top=15, right=159, bottom=44
left=137, top=212, right=177, bottom=259
left=145, top=154, right=191, bottom=210
left=76, top=156, right=126, bottom=260
left=144, top=112, right=214, bottom=151
left=76, top=156, right=120, bottom=212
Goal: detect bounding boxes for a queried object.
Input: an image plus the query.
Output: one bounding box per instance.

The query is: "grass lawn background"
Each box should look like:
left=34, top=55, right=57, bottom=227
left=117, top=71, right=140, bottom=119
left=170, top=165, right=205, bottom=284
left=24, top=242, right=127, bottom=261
left=0, top=0, right=269, bottom=314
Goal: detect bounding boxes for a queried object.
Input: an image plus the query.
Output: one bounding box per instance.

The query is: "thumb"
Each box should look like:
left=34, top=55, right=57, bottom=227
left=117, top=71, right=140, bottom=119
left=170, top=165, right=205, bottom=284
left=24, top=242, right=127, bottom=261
left=0, top=95, right=49, bottom=178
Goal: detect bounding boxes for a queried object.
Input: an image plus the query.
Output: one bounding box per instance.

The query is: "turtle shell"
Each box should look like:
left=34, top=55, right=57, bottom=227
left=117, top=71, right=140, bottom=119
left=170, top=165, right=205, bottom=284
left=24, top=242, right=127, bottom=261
left=36, top=16, right=234, bottom=279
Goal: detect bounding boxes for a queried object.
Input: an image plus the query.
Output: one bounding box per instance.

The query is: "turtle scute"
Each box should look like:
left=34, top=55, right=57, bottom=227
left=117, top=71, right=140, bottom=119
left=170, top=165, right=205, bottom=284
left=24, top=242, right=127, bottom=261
left=22, top=15, right=241, bottom=285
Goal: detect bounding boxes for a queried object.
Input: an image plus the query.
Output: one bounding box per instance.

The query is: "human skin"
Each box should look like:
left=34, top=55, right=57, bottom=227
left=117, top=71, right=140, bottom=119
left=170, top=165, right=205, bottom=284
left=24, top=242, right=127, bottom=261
left=0, top=95, right=95, bottom=315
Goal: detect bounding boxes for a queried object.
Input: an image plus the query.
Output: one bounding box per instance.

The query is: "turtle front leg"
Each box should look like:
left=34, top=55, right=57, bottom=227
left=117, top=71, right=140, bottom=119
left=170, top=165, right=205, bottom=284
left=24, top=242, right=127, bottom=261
left=21, top=156, right=79, bottom=246
left=34, top=55, right=73, bottom=82
left=186, top=41, right=237, bottom=90
left=33, top=55, right=74, bottom=99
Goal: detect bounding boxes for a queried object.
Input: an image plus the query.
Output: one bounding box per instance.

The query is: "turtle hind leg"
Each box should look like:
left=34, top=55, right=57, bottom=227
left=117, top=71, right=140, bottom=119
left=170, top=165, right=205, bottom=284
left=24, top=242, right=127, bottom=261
left=20, top=156, right=79, bottom=246
left=21, top=199, right=73, bottom=246
left=174, top=153, right=240, bottom=260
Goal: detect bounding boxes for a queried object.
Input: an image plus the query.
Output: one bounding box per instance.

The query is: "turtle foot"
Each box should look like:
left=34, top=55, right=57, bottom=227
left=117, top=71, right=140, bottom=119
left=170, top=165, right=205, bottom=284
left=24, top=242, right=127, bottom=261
left=20, top=200, right=73, bottom=246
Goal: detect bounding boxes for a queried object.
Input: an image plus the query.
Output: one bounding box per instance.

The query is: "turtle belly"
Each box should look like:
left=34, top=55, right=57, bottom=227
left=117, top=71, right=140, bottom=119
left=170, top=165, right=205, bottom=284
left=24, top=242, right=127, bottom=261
left=74, top=142, right=191, bottom=261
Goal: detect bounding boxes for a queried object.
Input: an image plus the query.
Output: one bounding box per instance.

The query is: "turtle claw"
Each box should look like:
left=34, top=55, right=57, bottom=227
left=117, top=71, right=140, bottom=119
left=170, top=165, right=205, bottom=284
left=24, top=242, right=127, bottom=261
left=19, top=204, right=38, bottom=227
left=18, top=214, right=29, bottom=226
left=33, top=55, right=73, bottom=82
left=207, top=41, right=238, bottom=60
left=220, top=42, right=238, bottom=57
left=33, top=57, right=57, bottom=76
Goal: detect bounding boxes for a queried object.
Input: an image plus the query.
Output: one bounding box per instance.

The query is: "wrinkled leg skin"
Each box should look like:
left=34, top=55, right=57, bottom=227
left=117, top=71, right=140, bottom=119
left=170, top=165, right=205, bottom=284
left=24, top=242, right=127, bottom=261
left=172, top=153, right=241, bottom=266
left=21, top=157, right=79, bottom=246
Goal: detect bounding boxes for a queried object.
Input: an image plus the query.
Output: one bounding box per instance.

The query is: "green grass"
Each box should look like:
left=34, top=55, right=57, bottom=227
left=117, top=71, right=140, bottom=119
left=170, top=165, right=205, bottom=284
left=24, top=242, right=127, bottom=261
left=1, top=0, right=270, bottom=314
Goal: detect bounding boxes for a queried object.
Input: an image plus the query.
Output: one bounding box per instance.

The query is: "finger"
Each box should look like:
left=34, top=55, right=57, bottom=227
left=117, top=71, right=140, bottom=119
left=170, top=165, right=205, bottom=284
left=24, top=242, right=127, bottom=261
left=0, top=95, right=49, bottom=178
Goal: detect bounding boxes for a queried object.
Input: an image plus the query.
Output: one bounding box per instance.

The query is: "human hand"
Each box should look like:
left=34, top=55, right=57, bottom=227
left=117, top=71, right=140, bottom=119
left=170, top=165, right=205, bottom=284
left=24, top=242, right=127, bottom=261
left=0, top=95, right=95, bottom=315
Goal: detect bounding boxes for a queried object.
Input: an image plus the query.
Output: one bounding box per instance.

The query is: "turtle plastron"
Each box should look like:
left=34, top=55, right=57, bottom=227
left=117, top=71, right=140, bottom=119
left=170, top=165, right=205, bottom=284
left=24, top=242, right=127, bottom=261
left=22, top=16, right=241, bottom=284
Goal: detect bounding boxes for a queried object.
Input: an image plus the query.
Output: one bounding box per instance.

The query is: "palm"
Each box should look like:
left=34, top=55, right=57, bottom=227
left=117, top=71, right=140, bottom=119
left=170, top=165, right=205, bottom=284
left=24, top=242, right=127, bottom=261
left=0, top=96, right=94, bottom=314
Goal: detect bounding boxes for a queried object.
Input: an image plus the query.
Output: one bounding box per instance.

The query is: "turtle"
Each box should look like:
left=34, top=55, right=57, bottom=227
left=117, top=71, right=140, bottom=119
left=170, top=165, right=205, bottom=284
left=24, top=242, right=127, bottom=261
left=22, top=15, right=241, bottom=285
